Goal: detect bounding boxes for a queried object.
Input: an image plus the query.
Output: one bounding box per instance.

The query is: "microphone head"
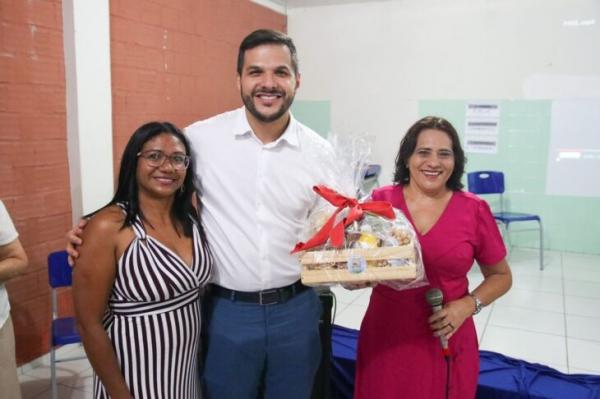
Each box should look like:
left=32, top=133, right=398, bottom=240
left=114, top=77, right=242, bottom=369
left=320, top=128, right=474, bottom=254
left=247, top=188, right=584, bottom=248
left=426, top=288, right=444, bottom=307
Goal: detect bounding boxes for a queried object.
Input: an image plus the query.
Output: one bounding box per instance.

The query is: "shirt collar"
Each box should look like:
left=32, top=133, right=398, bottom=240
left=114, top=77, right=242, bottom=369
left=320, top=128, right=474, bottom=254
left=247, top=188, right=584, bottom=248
left=233, top=107, right=300, bottom=148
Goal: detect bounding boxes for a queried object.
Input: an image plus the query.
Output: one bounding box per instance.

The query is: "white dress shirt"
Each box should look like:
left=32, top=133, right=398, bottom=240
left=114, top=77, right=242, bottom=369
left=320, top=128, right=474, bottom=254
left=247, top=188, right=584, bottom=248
left=186, top=107, right=335, bottom=292
left=0, top=200, right=19, bottom=329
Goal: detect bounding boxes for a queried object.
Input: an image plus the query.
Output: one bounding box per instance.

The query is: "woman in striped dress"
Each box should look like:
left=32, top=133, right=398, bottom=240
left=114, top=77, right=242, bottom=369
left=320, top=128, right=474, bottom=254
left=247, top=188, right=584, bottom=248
left=73, top=122, right=212, bottom=399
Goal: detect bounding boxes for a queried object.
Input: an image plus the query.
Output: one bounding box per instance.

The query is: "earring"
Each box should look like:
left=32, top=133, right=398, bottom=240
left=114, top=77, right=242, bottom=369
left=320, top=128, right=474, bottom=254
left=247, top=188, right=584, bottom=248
left=180, top=185, right=185, bottom=194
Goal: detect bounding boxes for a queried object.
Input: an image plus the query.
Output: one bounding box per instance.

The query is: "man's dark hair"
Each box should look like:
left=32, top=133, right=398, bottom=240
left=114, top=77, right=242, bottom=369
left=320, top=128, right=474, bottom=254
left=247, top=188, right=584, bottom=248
left=393, top=116, right=466, bottom=190
left=237, top=29, right=299, bottom=75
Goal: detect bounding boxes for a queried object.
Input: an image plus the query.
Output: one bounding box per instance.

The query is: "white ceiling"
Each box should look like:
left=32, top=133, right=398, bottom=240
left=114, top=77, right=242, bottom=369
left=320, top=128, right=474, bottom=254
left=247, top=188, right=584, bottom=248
left=255, top=0, right=387, bottom=12
left=282, top=0, right=384, bottom=6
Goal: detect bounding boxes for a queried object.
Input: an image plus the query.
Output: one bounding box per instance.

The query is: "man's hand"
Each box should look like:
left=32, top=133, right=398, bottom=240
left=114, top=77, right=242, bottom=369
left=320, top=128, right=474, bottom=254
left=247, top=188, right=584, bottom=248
left=66, top=218, right=88, bottom=266
left=342, top=281, right=377, bottom=290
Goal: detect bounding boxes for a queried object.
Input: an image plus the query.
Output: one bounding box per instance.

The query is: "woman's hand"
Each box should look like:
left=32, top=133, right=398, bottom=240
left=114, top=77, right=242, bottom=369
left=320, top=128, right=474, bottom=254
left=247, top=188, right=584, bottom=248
left=428, top=296, right=475, bottom=340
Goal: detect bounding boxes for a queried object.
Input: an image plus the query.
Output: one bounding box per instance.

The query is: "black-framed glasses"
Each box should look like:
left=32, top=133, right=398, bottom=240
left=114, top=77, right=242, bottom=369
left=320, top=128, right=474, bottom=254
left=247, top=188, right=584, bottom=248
left=137, top=150, right=190, bottom=170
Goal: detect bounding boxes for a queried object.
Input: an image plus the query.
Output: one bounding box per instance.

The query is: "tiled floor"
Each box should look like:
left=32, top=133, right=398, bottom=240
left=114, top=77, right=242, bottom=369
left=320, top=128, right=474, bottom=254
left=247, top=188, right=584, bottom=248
left=18, top=248, right=600, bottom=398
left=332, top=248, right=600, bottom=376
left=19, top=343, right=92, bottom=398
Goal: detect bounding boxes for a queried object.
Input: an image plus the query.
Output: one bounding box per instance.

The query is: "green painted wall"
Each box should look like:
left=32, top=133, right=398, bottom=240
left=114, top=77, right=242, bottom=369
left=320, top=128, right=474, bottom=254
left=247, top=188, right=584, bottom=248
left=420, top=100, right=600, bottom=255
left=291, top=100, right=330, bottom=138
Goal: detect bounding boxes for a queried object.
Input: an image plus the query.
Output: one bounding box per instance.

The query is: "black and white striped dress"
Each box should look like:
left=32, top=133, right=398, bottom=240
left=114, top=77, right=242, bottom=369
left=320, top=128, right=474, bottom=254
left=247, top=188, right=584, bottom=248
left=94, top=211, right=212, bottom=399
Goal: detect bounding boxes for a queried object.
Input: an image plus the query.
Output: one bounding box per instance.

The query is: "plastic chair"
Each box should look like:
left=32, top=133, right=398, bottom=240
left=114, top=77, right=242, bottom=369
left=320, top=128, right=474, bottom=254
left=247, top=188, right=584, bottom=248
left=360, top=164, right=382, bottom=197
left=48, top=250, right=86, bottom=399
left=467, top=171, right=544, bottom=270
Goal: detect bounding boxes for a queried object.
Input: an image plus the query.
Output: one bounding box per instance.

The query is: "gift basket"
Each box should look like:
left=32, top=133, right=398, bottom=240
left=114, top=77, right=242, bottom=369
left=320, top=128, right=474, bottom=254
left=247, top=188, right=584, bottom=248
left=292, top=136, right=426, bottom=290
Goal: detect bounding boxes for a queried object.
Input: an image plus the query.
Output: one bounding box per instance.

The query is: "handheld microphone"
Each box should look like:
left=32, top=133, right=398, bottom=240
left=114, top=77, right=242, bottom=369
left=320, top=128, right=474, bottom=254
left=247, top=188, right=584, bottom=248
left=426, top=288, right=451, bottom=357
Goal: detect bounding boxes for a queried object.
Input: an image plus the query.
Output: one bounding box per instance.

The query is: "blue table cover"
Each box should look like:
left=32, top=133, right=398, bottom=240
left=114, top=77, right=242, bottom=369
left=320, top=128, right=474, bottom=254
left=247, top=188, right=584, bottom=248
left=331, top=324, right=600, bottom=399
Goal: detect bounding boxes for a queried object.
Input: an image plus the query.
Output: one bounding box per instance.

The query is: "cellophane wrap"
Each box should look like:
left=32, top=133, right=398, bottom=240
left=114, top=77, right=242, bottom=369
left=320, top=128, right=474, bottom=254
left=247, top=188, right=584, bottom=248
left=294, top=135, right=427, bottom=291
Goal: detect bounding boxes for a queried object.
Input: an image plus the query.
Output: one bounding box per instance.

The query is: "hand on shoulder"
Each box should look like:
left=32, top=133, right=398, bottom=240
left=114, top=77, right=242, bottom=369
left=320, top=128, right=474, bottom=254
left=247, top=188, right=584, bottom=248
left=82, top=206, right=125, bottom=239
left=77, top=205, right=126, bottom=264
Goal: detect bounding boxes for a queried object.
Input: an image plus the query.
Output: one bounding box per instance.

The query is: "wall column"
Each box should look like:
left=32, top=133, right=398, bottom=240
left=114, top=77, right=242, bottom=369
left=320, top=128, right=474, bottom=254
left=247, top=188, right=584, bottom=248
left=63, top=0, right=113, bottom=220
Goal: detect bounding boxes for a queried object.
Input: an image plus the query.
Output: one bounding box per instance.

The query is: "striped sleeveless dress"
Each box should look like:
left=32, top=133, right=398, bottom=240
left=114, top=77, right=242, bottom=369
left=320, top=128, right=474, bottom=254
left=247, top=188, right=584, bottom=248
left=93, top=211, right=212, bottom=398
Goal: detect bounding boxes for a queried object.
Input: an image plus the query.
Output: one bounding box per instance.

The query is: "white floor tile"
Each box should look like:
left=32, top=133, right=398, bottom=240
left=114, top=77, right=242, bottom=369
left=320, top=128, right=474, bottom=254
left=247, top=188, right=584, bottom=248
left=509, top=248, right=560, bottom=271
left=562, top=253, right=600, bottom=283
left=473, top=305, right=492, bottom=343
left=347, top=288, right=372, bottom=307
left=59, top=372, right=93, bottom=391
left=22, top=358, right=91, bottom=381
left=566, top=314, right=600, bottom=342
left=468, top=274, right=484, bottom=290
left=562, top=252, right=600, bottom=269
left=565, top=296, right=600, bottom=318
left=569, top=367, right=600, bottom=376
left=334, top=303, right=368, bottom=330
left=494, top=288, right=564, bottom=313
left=480, top=325, right=567, bottom=367
left=488, top=305, right=565, bottom=336
left=564, top=279, right=600, bottom=299
left=473, top=303, right=492, bottom=326
left=330, top=285, right=363, bottom=305
left=509, top=250, right=562, bottom=278
left=511, top=274, right=563, bottom=294
left=475, top=303, right=493, bottom=320
left=507, top=247, right=546, bottom=263
left=57, top=344, right=86, bottom=358
left=474, top=323, right=484, bottom=343
left=33, top=384, right=92, bottom=399
left=19, top=374, right=51, bottom=399
left=19, top=345, right=80, bottom=374
left=563, top=263, right=600, bottom=283
left=567, top=338, right=600, bottom=373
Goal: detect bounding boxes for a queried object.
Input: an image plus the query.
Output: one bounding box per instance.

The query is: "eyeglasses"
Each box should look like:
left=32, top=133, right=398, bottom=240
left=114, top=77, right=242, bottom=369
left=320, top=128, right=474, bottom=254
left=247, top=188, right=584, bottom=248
left=137, top=150, right=190, bottom=170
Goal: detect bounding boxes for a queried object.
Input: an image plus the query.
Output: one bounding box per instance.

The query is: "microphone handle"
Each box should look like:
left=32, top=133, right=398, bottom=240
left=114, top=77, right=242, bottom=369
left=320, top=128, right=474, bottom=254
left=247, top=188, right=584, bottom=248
left=432, top=304, right=449, bottom=351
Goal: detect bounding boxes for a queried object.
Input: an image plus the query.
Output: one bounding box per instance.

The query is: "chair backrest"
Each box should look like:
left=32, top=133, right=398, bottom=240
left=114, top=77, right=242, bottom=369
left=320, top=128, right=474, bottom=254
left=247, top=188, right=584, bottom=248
left=363, top=164, right=382, bottom=180
left=359, top=164, right=382, bottom=198
left=467, top=171, right=505, bottom=195
left=48, top=250, right=73, bottom=288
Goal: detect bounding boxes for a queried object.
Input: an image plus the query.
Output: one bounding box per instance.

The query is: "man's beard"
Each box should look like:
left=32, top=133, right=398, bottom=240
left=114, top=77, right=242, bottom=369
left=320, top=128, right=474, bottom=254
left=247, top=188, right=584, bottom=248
left=242, top=87, right=295, bottom=123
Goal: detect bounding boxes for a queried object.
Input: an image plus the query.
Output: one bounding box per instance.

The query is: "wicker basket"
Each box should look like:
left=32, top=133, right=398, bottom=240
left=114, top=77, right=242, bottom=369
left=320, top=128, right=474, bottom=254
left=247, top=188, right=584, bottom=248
left=299, top=244, right=417, bottom=286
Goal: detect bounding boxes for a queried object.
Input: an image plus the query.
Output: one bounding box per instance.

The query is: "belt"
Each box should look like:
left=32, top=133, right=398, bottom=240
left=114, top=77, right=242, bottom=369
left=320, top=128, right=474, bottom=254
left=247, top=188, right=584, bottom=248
left=209, top=280, right=309, bottom=305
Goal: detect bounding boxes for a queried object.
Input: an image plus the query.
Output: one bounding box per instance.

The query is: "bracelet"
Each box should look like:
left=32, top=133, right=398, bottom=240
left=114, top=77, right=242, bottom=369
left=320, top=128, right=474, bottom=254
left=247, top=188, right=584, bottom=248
left=469, top=293, right=483, bottom=315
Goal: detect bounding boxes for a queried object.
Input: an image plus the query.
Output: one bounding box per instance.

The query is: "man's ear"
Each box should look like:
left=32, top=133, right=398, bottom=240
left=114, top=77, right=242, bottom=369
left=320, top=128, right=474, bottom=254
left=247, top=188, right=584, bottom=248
left=295, top=72, right=301, bottom=90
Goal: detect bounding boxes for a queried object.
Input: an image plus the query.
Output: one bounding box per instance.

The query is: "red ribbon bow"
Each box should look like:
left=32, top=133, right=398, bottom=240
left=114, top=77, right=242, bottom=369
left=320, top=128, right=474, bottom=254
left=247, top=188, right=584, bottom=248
left=291, top=185, right=395, bottom=254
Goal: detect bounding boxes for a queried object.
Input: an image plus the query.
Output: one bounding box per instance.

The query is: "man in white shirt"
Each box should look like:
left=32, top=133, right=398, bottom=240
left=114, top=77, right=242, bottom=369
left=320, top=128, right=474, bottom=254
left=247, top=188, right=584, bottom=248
left=0, top=200, right=29, bottom=399
left=188, top=29, right=334, bottom=399
left=68, top=30, right=334, bottom=398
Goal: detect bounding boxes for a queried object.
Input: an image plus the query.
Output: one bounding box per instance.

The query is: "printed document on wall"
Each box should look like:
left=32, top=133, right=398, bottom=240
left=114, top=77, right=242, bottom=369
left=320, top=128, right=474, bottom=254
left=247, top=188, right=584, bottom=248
left=464, top=102, right=500, bottom=154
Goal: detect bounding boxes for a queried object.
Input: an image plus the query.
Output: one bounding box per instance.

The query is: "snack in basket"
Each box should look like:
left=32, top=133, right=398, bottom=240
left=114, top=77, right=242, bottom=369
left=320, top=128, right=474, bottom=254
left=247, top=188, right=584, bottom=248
left=292, top=185, right=425, bottom=289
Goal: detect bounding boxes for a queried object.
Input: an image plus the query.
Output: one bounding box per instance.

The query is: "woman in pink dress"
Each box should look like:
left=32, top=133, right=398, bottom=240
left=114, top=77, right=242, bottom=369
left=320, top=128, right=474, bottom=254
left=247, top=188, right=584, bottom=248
left=354, top=116, right=512, bottom=399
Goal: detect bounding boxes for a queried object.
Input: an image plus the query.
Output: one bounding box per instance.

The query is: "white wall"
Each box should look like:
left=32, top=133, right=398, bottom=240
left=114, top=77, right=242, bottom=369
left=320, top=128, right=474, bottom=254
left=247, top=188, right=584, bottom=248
left=288, top=0, right=600, bottom=185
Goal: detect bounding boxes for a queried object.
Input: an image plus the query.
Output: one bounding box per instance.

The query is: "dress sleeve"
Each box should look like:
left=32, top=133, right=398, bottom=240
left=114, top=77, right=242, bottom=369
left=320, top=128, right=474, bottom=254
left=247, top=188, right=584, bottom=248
left=371, top=188, right=382, bottom=201
left=474, top=199, right=507, bottom=266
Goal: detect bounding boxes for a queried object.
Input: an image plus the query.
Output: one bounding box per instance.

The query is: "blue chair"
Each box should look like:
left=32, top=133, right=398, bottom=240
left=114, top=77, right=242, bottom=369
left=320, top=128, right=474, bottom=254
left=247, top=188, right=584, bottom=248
left=360, top=164, right=382, bottom=197
left=48, top=250, right=86, bottom=399
left=467, top=171, right=544, bottom=270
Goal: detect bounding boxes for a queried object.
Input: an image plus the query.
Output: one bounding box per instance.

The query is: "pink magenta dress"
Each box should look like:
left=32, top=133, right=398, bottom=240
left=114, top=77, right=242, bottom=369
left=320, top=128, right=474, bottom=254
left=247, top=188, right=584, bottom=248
left=354, top=185, right=506, bottom=399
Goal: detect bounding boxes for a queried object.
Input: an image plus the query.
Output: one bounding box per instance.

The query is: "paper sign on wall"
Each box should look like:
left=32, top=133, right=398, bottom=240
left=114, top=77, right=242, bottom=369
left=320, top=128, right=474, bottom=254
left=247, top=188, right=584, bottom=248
left=464, top=102, right=500, bottom=154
